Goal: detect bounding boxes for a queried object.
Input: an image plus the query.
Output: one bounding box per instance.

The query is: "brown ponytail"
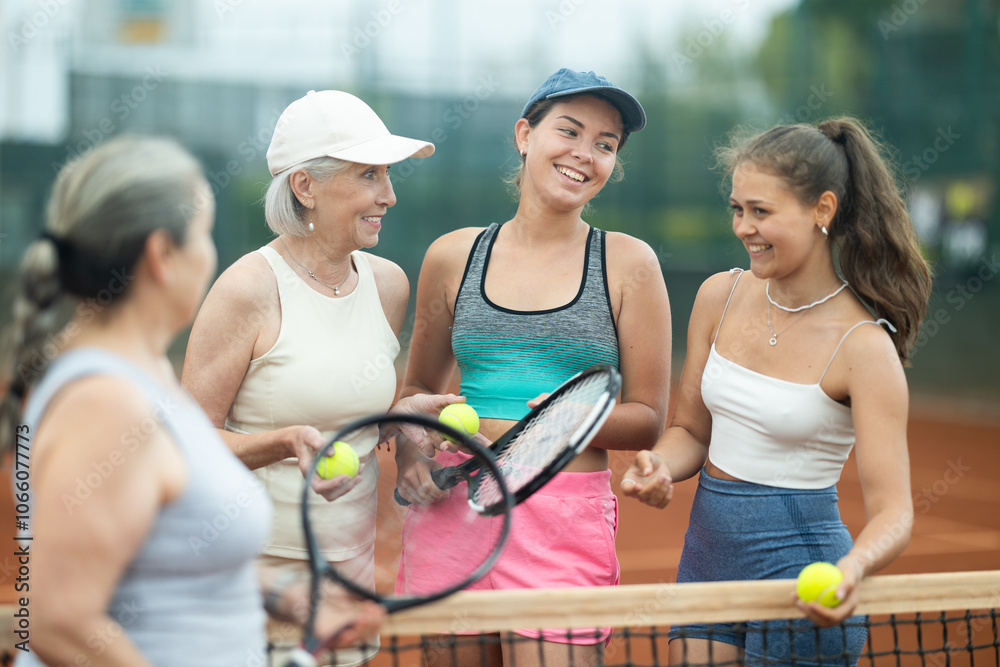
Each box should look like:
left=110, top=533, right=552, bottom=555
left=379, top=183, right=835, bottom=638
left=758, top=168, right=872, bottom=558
left=717, top=117, right=932, bottom=362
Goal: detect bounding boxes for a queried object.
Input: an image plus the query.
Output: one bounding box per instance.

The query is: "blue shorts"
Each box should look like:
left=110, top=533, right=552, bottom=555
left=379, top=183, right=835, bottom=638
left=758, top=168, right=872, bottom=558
left=668, top=471, right=869, bottom=667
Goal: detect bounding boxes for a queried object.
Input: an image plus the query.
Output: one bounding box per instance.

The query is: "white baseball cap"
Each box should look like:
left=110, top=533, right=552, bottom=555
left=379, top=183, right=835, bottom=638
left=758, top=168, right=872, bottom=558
left=266, top=90, right=435, bottom=176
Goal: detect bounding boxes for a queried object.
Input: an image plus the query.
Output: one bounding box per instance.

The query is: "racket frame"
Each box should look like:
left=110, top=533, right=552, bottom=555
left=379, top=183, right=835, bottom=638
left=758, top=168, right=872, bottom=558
left=422, top=364, right=622, bottom=516
left=298, top=412, right=514, bottom=655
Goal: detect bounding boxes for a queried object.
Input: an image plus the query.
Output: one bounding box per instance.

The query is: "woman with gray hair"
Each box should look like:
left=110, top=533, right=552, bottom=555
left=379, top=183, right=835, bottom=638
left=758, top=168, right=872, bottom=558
left=181, top=90, right=455, bottom=666
left=0, top=135, right=382, bottom=666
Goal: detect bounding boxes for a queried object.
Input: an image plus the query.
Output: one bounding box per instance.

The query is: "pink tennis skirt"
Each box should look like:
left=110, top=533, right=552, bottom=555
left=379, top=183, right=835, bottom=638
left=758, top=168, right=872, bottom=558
left=395, top=451, right=619, bottom=644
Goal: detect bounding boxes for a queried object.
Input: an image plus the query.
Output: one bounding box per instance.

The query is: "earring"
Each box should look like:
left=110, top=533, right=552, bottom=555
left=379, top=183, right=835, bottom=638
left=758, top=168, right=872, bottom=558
left=520, top=149, right=526, bottom=158
left=821, top=226, right=828, bottom=236
left=308, top=220, right=315, bottom=232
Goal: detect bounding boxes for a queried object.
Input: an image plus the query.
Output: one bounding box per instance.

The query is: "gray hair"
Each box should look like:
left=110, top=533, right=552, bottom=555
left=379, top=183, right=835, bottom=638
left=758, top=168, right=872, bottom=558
left=0, top=135, right=205, bottom=452
left=263, top=157, right=352, bottom=237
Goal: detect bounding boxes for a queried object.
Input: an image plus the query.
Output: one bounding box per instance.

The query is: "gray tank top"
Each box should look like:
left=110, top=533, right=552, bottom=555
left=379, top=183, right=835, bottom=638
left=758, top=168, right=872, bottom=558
left=18, top=348, right=272, bottom=666
left=451, top=223, right=620, bottom=419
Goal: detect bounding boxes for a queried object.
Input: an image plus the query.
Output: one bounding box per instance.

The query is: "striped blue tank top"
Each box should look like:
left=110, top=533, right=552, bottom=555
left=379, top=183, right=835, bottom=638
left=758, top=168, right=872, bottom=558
left=451, top=223, right=620, bottom=420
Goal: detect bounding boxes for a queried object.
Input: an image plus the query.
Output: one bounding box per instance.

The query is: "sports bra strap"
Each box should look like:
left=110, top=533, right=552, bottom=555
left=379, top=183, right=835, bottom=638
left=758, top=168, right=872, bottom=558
left=818, top=318, right=896, bottom=383
left=712, top=268, right=745, bottom=345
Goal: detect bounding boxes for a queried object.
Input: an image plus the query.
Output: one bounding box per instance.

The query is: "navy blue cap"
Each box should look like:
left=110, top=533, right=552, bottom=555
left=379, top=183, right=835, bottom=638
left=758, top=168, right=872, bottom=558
left=521, top=68, right=646, bottom=133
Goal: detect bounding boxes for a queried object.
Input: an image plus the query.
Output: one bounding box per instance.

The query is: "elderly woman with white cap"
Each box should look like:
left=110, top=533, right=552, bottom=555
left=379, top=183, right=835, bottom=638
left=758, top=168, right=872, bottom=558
left=182, top=90, right=458, bottom=666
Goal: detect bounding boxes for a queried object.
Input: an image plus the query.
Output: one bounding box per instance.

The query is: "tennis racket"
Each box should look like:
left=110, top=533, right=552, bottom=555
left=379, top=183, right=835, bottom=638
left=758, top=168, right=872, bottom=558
left=394, top=364, right=621, bottom=516
left=283, top=413, right=513, bottom=667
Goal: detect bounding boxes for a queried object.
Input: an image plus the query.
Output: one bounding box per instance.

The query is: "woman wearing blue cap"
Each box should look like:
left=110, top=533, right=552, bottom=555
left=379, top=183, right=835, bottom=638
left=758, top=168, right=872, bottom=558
left=394, top=69, right=672, bottom=666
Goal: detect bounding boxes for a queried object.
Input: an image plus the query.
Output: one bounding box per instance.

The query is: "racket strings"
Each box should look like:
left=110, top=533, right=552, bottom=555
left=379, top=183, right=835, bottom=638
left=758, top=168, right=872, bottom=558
left=472, top=374, right=611, bottom=506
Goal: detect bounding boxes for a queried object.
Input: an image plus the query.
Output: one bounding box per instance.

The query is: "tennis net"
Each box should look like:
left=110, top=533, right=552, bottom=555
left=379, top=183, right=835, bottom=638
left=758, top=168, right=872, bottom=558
left=1, top=571, right=993, bottom=665
left=338, top=569, right=1000, bottom=667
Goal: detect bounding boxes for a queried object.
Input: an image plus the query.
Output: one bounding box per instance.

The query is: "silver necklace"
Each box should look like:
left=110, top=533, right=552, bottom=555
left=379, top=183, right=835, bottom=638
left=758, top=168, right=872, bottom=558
left=765, top=295, right=803, bottom=346
left=766, top=280, right=849, bottom=313
left=279, top=236, right=352, bottom=296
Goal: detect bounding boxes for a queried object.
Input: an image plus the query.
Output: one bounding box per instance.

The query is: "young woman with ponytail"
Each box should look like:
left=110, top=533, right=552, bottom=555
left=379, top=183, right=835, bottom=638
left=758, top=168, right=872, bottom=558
left=0, top=136, right=380, bottom=666
left=621, top=117, right=931, bottom=667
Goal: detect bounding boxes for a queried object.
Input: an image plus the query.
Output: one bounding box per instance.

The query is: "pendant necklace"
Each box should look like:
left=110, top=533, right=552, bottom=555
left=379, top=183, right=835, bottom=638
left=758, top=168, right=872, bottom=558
left=765, top=296, right=803, bottom=346
left=764, top=280, right=849, bottom=346
left=279, top=236, right=352, bottom=296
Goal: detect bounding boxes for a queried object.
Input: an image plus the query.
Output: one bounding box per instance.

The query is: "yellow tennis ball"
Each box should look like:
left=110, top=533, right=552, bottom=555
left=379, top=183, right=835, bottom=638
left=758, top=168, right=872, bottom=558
left=316, top=441, right=359, bottom=479
left=796, top=562, right=844, bottom=608
left=439, top=403, right=479, bottom=442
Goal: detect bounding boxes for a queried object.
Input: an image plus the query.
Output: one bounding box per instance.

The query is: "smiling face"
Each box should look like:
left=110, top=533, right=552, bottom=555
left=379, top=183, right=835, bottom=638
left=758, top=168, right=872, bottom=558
left=516, top=94, right=623, bottom=213
left=314, top=162, right=397, bottom=248
left=730, top=163, right=831, bottom=280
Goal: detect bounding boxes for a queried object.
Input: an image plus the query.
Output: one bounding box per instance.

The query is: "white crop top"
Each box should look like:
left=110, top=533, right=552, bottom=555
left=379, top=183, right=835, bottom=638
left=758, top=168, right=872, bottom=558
left=703, top=269, right=889, bottom=489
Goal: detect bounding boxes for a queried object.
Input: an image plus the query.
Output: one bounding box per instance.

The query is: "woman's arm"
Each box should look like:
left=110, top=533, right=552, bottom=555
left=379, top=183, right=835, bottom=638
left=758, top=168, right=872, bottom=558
left=798, top=327, right=912, bottom=626
left=182, top=254, right=355, bottom=500
left=398, top=231, right=478, bottom=400
left=621, top=271, right=735, bottom=506
left=364, top=252, right=409, bottom=340
left=590, top=234, right=672, bottom=451
left=182, top=254, right=302, bottom=466
left=393, top=230, right=480, bottom=503
left=365, top=252, right=467, bottom=453
left=29, top=377, right=185, bottom=666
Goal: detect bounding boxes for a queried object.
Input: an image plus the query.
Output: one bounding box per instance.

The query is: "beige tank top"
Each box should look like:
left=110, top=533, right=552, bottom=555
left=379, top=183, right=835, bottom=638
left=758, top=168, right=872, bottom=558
left=227, top=246, right=400, bottom=559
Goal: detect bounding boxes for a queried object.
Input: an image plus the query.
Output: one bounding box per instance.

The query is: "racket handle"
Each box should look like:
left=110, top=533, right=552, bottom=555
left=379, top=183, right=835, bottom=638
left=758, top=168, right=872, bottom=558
left=430, top=467, right=456, bottom=490
left=392, top=468, right=457, bottom=507
left=282, top=647, right=317, bottom=667
left=393, top=488, right=411, bottom=506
